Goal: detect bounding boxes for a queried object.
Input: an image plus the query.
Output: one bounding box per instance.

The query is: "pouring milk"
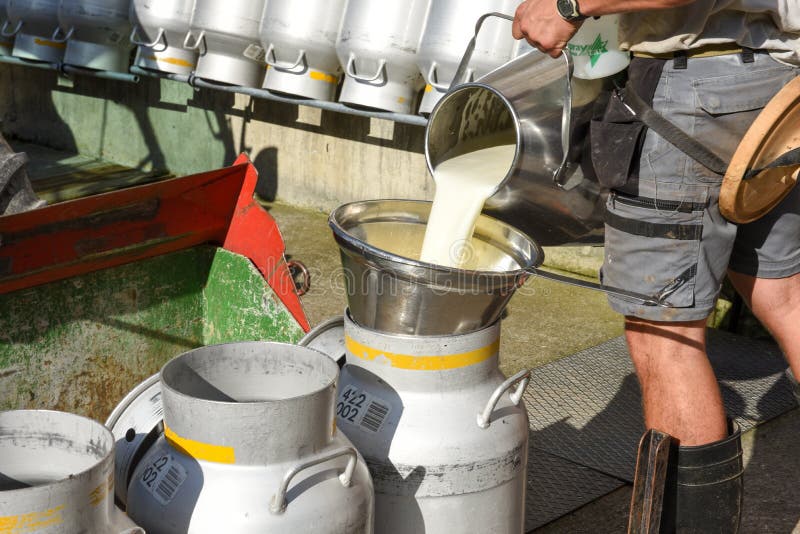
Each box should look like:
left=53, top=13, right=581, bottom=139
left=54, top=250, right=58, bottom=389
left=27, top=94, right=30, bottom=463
left=419, top=144, right=516, bottom=268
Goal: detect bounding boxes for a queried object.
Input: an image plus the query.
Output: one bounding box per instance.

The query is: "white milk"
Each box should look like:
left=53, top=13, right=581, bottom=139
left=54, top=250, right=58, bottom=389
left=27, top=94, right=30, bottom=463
left=419, top=144, right=515, bottom=268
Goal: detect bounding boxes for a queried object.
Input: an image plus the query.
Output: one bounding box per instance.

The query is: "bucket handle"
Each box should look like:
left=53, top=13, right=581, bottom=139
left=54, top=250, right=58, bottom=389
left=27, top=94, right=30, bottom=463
left=1, top=20, right=22, bottom=38
left=269, top=446, right=358, bottom=514
left=345, top=53, right=386, bottom=83
left=477, top=369, right=531, bottom=429
left=183, top=30, right=206, bottom=52
left=130, top=25, right=165, bottom=49
left=50, top=26, right=74, bottom=43
left=451, top=12, right=513, bottom=89
left=265, top=44, right=306, bottom=70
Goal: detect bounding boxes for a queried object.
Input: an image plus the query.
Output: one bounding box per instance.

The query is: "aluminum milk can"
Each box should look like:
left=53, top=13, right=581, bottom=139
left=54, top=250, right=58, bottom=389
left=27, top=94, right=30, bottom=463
left=338, top=313, right=530, bottom=533
left=130, top=0, right=196, bottom=75
left=416, top=0, right=518, bottom=115
left=185, top=0, right=266, bottom=87
left=126, top=341, right=375, bottom=533
left=259, top=0, right=347, bottom=101
left=3, top=0, right=63, bottom=63
left=426, top=12, right=606, bottom=246
left=336, top=0, right=430, bottom=114
left=0, top=0, right=14, bottom=55
left=0, top=409, right=143, bottom=533
left=56, top=0, right=134, bottom=72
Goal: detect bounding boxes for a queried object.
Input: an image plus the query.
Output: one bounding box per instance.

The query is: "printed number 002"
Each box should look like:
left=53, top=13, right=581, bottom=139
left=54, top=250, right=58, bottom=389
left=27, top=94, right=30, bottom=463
left=336, top=401, right=359, bottom=422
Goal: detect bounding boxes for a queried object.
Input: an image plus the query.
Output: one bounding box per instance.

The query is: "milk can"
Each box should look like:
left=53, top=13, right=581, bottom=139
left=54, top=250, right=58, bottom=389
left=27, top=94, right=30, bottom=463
left=416, top=0, right=518, bottom=115
left=0, top=410, right=143, bottom=533
left=426, top=12, right=607, bottom=246
left=335, top=0, right=430, bottom=114
left=184, top=0, right=266, bottom=87
left=329, top=199, right=534, bottom=533
left=126, top=341, right=375, bottom=533
left=259, top=0, right=346, bottom=101
left=3, top=0, right=63, bottom=64
left=130, top=0, right=196, bottom=75
left=56, top=0, right=134, bottom=72
left=0, top=0, right=14, bottom=55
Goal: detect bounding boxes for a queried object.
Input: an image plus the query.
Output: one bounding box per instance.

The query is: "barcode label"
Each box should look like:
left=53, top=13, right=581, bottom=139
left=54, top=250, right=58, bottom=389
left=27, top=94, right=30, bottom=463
left=336, top=385, right=391, bottom=433
left=139, top=454, right=187, bottom=506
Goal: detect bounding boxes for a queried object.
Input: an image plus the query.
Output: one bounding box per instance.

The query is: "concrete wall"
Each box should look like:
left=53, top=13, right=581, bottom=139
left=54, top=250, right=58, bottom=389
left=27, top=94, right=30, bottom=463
left=0, top=64, right=433, bottom=211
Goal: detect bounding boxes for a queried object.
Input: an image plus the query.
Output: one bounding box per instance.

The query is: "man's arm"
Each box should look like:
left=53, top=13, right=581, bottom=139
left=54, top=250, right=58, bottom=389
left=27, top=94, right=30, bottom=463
left=512, top=0, right=695, bottom=58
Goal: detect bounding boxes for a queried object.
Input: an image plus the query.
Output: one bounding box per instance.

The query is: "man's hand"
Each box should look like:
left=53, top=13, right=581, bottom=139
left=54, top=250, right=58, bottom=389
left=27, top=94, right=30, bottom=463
left=512, top=0, right=582, bottom=58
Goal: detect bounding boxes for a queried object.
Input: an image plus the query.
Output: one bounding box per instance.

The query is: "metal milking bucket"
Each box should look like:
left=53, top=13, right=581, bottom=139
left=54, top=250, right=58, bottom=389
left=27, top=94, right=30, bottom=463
left=426, top=12, right=607, bottom=247
left=0, top=410, right=143, bottom=533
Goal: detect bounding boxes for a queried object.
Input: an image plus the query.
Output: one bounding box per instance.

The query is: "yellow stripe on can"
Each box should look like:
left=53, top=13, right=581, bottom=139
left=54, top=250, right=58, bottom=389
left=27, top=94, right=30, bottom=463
left=345, top=336, right=499, bottom=371
left=164, top=423, right=236, bottom=464
left=309, top=70, right=338, bottom=84
left=0, top=506, right=64, bottom=532
left=33, top=38, right=66, bottom=50
left=424, top=84, right=433, bottom=93
left=144, top=55, right=196, bottom=68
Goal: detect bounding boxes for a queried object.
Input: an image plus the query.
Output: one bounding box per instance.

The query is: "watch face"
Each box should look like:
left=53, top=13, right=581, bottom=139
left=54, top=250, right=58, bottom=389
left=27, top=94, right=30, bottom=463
left=556, top=0, right=577, bottom=19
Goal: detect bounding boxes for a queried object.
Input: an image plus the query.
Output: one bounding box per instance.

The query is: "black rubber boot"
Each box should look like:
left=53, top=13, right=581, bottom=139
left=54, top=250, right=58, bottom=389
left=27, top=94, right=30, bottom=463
left=671, top=422, right=744, bottom=533
left=786, top=368, right=800, bottom=406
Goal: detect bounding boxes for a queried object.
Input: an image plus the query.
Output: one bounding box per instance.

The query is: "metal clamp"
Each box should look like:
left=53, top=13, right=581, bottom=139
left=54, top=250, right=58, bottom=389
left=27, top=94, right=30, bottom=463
left=265, top=44, right=306, bottom=70
left=345, top=53, right=386, bottom=83
left=477, top=369, right=531, bottom=429
left=183, top=30, right=206, bottom=52
left=50, top=26, right=74, bottom=43
left=1, top=20, right=22, bottom=38
left=269, top=447, right=358, bottom=514
left=130, top=25, right=165, bottom=49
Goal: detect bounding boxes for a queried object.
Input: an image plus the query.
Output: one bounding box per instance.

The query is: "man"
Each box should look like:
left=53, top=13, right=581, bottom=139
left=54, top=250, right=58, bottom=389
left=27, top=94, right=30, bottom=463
left=513, top=0, right=800, bottom=530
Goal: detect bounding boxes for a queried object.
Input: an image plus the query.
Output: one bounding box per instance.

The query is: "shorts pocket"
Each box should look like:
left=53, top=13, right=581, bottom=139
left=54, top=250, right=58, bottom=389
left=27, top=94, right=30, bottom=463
left=603, top=192, right=705, bottom=308
left=590, top=95, right=647, bottom=189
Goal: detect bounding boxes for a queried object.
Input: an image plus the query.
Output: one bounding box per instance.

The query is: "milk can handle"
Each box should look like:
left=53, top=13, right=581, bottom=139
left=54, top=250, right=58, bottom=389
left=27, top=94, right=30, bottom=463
left=451, top=12, right=513, bottom=89
left=130, top=25, right=165, bottom=48
left=265, top=44, right=306, bottom=70
left=345, top=53, right=386, bottom=83
left=183, top=30, right=205, bottom=51
left=426, top=62, right=448, bottom=91
left=477, top=369, right=531, bottom=429
left=50, top=26, right=73, bottom=43
left=1, top=20, right=22, bottom=37
left=269, top=446, right=358, bottom=514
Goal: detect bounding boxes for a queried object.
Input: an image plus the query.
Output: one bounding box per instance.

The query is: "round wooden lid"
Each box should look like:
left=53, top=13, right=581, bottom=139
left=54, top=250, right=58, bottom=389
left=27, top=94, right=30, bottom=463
left=720, top=76, right=800, bottom=224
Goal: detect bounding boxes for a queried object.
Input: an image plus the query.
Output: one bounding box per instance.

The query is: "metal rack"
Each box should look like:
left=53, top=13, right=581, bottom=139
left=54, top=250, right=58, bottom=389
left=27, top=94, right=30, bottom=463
left=0, top=55, right=140, bottom=83
left=128, top=66, right=429, bottom=127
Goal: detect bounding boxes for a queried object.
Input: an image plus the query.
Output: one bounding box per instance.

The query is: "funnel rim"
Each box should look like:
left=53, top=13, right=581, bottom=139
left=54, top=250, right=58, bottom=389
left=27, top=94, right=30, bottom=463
left=328, top=198, right=542, bottom=283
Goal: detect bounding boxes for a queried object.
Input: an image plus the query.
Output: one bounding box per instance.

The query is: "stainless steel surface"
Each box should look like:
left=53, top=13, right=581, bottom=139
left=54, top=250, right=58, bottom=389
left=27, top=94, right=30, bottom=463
left=528, top=267, right=671, bottom=307
left=259, top=0, right=346, bottom=101
left=299, top=315, right=346, bottom=366
left=416, top=0, right=517, bottom=115
left=0, top=409, right=143, bottom=533
left=130, top=0, right=196, bottom=75
left=5, top=0, right=63, bottom=63
left=339, top=313, right=529, bottom=533
left=58, top=0, right=134, bottom=72
left=426, top=14, right=607, bottom=246
left=106, top=373, right=163, bottom=507
left=336, top=0, right=429, bottom=113
left=187, top=0, right=265, bottom=87
left=125, top=341, right=374, bottom=533
left=328, top=199, right=542, bottom=336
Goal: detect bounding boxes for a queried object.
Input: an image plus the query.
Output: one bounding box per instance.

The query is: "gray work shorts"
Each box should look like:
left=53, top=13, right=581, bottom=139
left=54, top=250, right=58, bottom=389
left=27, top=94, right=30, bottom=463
left=601, top=53, right=800, bottom=321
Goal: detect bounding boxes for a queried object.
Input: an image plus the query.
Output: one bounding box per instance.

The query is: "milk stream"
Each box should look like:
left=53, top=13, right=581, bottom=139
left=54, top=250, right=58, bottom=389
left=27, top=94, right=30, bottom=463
left=419, top=144, right=516, bottom=268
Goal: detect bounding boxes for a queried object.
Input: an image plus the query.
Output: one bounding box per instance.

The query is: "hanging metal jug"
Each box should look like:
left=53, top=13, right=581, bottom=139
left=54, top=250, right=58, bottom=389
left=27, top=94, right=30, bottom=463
left=425, top=12, right=607, bottom=246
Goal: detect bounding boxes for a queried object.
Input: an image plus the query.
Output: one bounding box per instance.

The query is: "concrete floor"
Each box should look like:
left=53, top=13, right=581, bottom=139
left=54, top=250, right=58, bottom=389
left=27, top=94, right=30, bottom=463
left=268, top=200, right=800, bottom=534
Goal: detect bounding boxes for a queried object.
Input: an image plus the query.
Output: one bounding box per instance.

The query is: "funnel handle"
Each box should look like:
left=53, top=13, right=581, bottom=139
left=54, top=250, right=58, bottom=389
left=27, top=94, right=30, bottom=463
left=477, top=369, right=531, bottom=429
left=269, top=447, right=358, bottom=514
left=452, top=12, right=513, bottom=89
left=526, top=267, right=673, bottom=307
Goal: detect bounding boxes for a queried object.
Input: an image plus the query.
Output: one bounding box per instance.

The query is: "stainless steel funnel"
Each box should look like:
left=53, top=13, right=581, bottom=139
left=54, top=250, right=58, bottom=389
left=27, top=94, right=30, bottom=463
left=329, top=199, right=542, bottom=336
left=426, top=12, right=608, bottom=246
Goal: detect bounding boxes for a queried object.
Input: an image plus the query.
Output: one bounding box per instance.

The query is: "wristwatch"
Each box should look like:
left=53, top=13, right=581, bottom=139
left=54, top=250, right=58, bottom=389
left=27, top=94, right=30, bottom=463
left=556, top=0, right=587, bottom=22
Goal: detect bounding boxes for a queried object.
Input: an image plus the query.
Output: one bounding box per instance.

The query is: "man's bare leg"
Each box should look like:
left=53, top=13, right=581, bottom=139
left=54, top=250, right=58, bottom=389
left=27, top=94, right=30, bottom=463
left=727, top=271, right=800, bottom=377
left=625, top=317, right=728, bottom=445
